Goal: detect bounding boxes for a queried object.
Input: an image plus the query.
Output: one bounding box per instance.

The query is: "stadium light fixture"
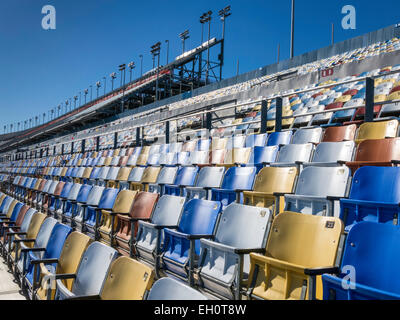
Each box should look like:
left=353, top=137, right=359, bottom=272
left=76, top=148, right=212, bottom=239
left=218, top=5, right=231, bottom=39
left=128, top=61, right=135, bottom=82
left=165, top=40, right=170, bottom=64
left=110, top=72, right=117, bottom=91
left=179, top=30, right=190, bottom=54
left=119, top=64, right=126, bottom=87
left=74, top=95, right=78, bottom=109
left=90, top=85, right=93, bottom=101
left=139, top=55, right=143, bottom=76
left=103, top=76, right=107, bottom=94
left=96, top=81, right=101, bottom=98
left=84, top=89, right=89, bottom=104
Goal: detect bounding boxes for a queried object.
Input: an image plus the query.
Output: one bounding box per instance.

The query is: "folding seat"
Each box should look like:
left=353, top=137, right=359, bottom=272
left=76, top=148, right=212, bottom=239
left=0, top=200, right=20, bottom=235
left=67, top=256, right=154, bottom=300
left=172, top=151, right=191, bottom=166
left=39, top=180, right=58, bottom=212
left=136, top=147, right=150, bottom=167
left=107, top=166, right=131, bottom=189
left=266, top=131, right=292, bottom=146
left=95, top=166, right=110, bottom=186
left=197, top=203, right=272, bottom=299
left=247, top=146, right=279, bottom=172
left=125, top=167, right=145, bottom=190
left=321, top=124, right=357, bottom=142
left=135, top=195, right=186, bottom=269
left=164, top=166, right=199, bottom=196
left=97, top=189, right=137, bottom=246
left=243, top=166, right=298, bottom=214
left=147, top=277, right=208, bottom=300
left=49, top=182, right=72, bottom=218
left=59, top=167, right=68, bottom=182
left=54, top=242, right=118, bottom=299
left=130, top=166, right=161, bottom=191
left=126, top=149, right=141, bottom=167
left=354, top=119, right=398, bottom=144
left=14, top=217, right=58, bottom=287
left=197, top=139, right=210, bottom=151
left=246, top=211, right=343, bottom=300
left=147, top=167, right=178, bottom=195
left=378, top=101, right=400, bottom=118
left=115, top=191, right=159, bottom=256
left=291, top=127, right=323, bottom=145
left=306, top=141, right=355, bottom=166
left=71, top=185, right=99, bottom=231
left=173, top=167, right=214, bottom=204
left=46, top=181, right=67, bottom=216
left=83, top=187, right=118, bottom=240
left=218, top=147, right=252, bottom=169
left=339, top=166, right=400, bottom=232
left=118, top=156, right=129, bottom=167
left=58, top=183, right=82, bottom=223
left=161, top=199, right=222, bottom=283
left=103, top=166, right=120, bottom=188
left=80, top=167, right=93, bottom=184
left=182, top=140, right=197, bottom=152
left=24, top=178, right=38, bottom=203
left=87, top=167, right=101, bottom=185
left=284, top=166, right=350, bottom=217
left=110, top=156, right=120, bottom=167
left=245, top=134, right=268, bottom=148
left=188, top=150, right=209, bottom=166
left=34, top=231, right=92, bottom=300
left=322, top=222, right=400, bottom=300
left=273, top=143, right=314, bottom=168
left=0, top=203, right=28, bottom=254
left=211, top=137, right=228, bottom=150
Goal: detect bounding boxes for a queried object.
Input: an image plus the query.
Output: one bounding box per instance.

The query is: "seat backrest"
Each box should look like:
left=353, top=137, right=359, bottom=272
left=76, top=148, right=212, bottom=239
left=97, top=166, right=110, bottom=180
left=349, top=166, right=400, bottom=202
left=112, top=190, right=137, bottom=214
left=321, top=124, right=357, bottom=142
left=86, top=186, right=105, bottom=206
left=245, top=134, right=268, bottom=148
left=140, top=167, right=161, bottom=184
left=214, top=203, right=271, bottom=248
left=98, top=188, right=119, bottom=210
left=252, top=166, right=298, bottom=193
left=339, top=221, right=400, bottom=293
left=43, top=224, right=73, bottom=260
left=53, top=182, right=66, bottom=197
left=266, top=131, right=292, bottom=146
left=195, top=167, right=225, bottom=188
left=41, top=180, right=53, bottom=193
left=19, top=208, right=37, bottom=233
left=295, top=166, right=350, bottom=197
left=312, top=141, right=355, bottom=163
left=10, top=203, right=25, bottom=223
left=156, top=167, right=178, bottom=185
left=55, top=232, right=92, bottom=290
left=25, top=213, right=47, bottom=243
left=60, top=183, right=73, bottom=199
left=128, top=167, right=145, bottom=182
left=67, top=183, right=82, bottom=201
left=224, top=148, right=251, bottom=164
left=105, top=167, right=120, bottom=181
left=150, top=195, right=186, bottom=225
left=248, top=146, right=279, bottom=165
left=266, top=211, right=343, bottom=268
left=89, top=167, right=101, bottom=179
left=355, top=120, right=398, bottom=143
left=178, top=199, right=221, bottom=235
left=354, top=138, right=400, bottom=162
left=34, top=217, right=58, bottom=251
left=291, top=127, right=322, bottom=144
left=76, top=185, right=93, bottom=203
left=276, top=143, right=313, bottom=163
left=173, top=166, right=198, bottom=186
left=147, top=277, right=207, bottom=300
left=220, top=166, right=257, bottom=190
left=129, top=192, right=159, bottom=219
left=71, top=242, right=118, bottom=296
left=116, top=167, right=131, bottom=181
left=100, top=257, right=154, bottom=300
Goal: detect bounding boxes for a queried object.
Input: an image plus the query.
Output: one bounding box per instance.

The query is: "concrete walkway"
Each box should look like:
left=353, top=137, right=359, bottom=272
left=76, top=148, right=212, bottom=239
left=0, top=260, right=25, bottom=300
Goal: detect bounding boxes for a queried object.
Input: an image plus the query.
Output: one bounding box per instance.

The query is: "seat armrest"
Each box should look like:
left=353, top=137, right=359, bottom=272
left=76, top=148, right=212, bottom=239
left=7, top=231, right=26, bottom=236
left=66, top=294, right=101, bottom=300
left=54, top=273, right=76, bottom=280
left=187, top=234, right=214, bottom=240
left=21, top=247, right=46, bottom=253
left=31, top=258, right=59, bottom=265
left=326, top=196, right=345, bottom=201
left=273, top=192, right=293, bottom=197
left=13, top=238, right=35, bottom=243
left=234, top=248, right=266, bottom=254
left=130, top=217, right=151, bottom=222
left=304, top=266, right=340, bottom=276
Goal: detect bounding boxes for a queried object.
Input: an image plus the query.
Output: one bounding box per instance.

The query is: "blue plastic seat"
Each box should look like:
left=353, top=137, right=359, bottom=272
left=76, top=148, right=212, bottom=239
left=164, top=166, right=199, bottom=196
left=60, top=183, right=84, bottom=224
left=49, top=182, right=73, bottom=218
left=339, top=166, right=400, bottom=232
left=211, top=167, right=257, bottom=209
left=247, top=146, right=279, bottom=172
left=161, top=199, right=222, bottom=283
left=266, top=131, right=292, bottom=147
left=245, top=134, right=268, bottom=148
left=83, top=188, right=119, bottom=239
left=322, top=222, right=400, bottom=300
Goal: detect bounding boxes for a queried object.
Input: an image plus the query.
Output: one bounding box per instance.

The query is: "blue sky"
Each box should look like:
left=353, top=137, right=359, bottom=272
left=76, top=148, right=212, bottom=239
left=1, top=0, right=400, bottom=131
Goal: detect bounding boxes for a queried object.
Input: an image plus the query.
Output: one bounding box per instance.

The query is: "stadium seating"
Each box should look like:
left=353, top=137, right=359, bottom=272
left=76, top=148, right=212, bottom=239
left=147, top=277, right=207, bottom=300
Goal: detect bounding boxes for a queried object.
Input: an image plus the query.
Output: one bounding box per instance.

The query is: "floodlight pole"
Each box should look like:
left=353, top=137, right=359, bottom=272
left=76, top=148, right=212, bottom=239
left=290, top=0, right=295, bottom=59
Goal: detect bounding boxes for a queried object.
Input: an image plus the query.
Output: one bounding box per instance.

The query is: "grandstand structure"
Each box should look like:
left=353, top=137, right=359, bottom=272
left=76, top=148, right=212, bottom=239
left=1, top=23, right=400, bottom=300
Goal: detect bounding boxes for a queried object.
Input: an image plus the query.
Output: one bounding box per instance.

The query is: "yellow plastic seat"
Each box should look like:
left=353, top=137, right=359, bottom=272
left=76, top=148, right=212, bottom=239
left=97, top=256, right=154, bottom=300
left=334, top=95, right=352, bottom=103
left=247, top=211, right=343, bottom=300
left=36, top=232, right=92, bottom=300
left=107, top=167, right=132, bottom=189
left=113, top=148, right=121, bottom=157
left=217, top=147, right=251, bottom=169
left=387, top=91, right=400, bottom=102
left=211, top=137, right=228, bottom=150
left=81, top=167, right=93, bottom=183
left=374, top=94, right=388, bottom=103
left=98, top=190, right=138, bottom=246
left=243, top=166, right=298, bottom=215
left=136, top=148, right=150, bottom=167
left=130, top=167, right=161, bottom=191
left=355, top=119, right=399, bottom=144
